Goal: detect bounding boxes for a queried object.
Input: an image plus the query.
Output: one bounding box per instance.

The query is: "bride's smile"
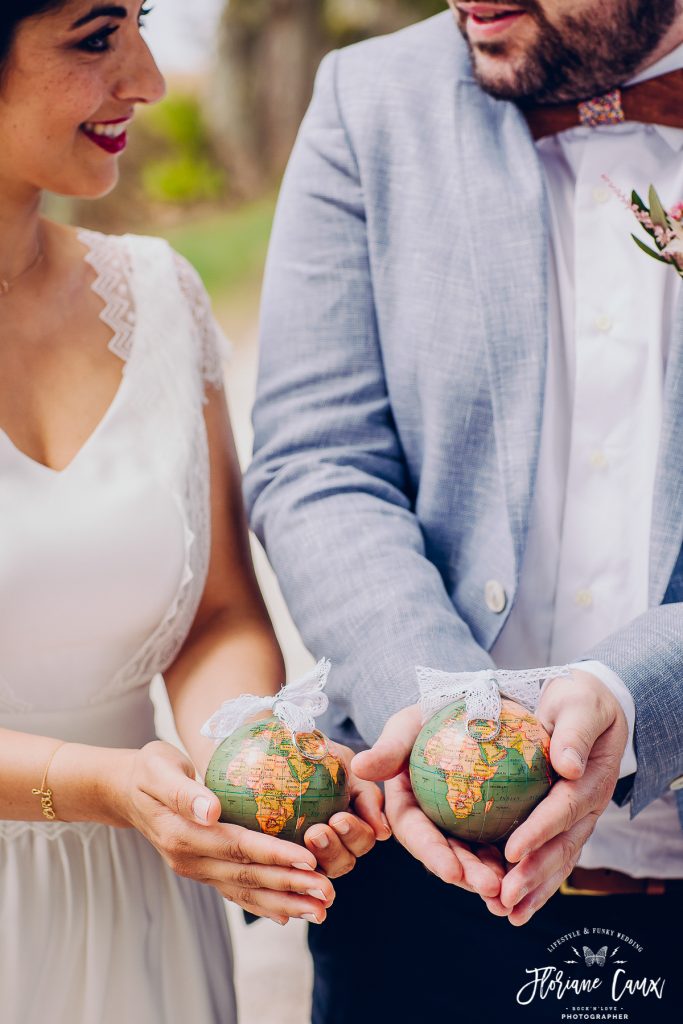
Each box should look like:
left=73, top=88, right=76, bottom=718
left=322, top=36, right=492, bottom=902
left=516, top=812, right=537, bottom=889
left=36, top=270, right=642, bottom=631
left=0, top=0, right=164, bottom=201
left=80, top=115, right=133, bottom=153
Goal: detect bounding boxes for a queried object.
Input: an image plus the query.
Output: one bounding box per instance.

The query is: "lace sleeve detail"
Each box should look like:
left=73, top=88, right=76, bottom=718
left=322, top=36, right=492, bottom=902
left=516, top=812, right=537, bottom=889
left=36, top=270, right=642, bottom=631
left=172, top=250, right=231, bottom=390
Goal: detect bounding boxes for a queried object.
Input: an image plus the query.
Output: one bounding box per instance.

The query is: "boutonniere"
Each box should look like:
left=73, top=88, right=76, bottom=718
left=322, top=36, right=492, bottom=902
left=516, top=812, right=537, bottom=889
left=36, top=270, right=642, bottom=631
left=603, top=176, right=683, bottom=279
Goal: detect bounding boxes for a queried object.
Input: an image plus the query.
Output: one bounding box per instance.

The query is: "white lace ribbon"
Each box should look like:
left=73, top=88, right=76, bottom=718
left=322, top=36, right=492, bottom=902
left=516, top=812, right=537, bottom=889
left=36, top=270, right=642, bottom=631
left=200, top=659, right=331, bottom=742
left=416, top=664, right=572, bottom=729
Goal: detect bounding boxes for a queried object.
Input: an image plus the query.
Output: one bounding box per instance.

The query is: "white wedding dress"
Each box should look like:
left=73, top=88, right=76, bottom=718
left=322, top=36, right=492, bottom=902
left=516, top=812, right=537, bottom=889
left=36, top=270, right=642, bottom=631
left=0, top=231, right=237, bottom=1024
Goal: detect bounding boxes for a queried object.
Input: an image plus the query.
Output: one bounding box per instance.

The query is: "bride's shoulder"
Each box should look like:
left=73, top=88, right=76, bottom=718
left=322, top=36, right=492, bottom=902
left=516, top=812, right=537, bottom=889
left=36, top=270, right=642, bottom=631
left=70, top=225, right=168, bottom=262
left=70, top=226, right=206, bottom=298
left=65, top=224, right=227, bottom=381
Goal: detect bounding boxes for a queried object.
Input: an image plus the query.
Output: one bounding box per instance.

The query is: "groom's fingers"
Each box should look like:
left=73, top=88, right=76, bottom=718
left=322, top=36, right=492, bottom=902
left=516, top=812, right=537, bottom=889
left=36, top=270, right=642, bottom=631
left=445, top=838, right=503, bottom=898
left=352, top=705, right=423, bottom=782
left=499, top=812, right=599, bottom=911
left=461, top=840, right=508, bottom=893
left=507, top=865, right=570, bottom=927
left=385, top=772, right=464, bottom=885
left=387, top=773, right=503, bottom=897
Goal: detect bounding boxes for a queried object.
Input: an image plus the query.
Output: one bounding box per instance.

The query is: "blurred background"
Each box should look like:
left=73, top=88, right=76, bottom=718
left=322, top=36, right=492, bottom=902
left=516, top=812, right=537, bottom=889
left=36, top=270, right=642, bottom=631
left=63, top=2, right=448, bottom=1021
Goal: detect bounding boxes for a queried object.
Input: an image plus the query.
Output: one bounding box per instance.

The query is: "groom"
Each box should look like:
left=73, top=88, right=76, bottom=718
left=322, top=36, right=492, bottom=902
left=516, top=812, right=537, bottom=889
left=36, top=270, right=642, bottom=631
left=244, top=1, right=683, bottom=1020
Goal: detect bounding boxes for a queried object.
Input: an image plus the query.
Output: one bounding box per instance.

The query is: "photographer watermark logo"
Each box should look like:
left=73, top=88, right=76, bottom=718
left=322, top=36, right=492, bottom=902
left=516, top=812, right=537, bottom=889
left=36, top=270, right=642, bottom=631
left=515, top=927, right=666, bottom=1020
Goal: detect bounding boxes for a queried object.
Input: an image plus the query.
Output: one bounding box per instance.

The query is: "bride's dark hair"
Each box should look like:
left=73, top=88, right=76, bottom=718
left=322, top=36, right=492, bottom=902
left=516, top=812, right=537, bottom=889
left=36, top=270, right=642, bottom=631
left=1, top=1, right=66, bottom=66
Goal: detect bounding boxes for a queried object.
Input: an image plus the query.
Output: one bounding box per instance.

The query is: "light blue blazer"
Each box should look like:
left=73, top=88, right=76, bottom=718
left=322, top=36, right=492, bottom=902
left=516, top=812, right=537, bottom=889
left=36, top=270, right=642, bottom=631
left=243, top=13, right=683, bottom=825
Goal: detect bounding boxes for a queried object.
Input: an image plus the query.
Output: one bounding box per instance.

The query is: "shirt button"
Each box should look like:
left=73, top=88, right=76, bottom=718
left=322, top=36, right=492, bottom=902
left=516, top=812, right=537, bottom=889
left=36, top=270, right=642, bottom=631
left=670, top=776, right=683, bottom=792
left=592, top=186, right=610, bottom=204
left=576, top=589, right=593, bottom=608
left=594, top=314, right=613, bottom=333
left=484, top=580, right=507, bottom=614
left=590, top=450, right=608, bottom=470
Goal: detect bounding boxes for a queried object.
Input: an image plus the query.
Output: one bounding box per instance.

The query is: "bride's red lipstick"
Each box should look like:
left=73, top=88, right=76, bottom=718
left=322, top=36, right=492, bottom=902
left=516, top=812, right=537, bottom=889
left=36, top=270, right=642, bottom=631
left=80, top=117, right=131, bottom=155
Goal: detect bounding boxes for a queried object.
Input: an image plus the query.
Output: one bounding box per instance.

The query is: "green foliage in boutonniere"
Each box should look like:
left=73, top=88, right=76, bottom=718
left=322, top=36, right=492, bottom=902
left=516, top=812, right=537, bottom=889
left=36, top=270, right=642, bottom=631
left=631, top=186, right=683, bottom=278
left=603, top=177, right=683, bottom=280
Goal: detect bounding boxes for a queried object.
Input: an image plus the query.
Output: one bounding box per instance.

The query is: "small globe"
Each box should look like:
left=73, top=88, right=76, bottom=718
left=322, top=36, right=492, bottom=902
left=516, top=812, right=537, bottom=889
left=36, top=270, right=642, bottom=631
left=205, top=716, right=350, bottom=843
left=410, top=698, right=555, bottom=844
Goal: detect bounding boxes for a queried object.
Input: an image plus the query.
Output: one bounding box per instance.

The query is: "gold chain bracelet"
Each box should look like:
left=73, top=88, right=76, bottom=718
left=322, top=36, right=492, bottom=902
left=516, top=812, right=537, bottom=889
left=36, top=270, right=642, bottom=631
left=32, top=742, right=67, bottom=821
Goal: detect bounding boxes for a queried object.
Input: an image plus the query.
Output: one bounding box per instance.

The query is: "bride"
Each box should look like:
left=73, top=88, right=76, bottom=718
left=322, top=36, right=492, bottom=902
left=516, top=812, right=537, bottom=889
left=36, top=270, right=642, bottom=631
left=0, top=3, right=388, bottom=1021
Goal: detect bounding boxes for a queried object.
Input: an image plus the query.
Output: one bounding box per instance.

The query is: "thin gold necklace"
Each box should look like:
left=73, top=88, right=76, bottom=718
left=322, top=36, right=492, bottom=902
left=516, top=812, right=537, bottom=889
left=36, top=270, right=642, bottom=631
left=0, top=241, right=44, bottom=296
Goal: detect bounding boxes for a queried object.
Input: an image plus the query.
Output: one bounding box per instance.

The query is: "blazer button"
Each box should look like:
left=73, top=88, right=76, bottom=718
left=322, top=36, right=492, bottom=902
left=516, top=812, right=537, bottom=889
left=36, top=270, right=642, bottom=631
left=484, top=580, right=507, bottom=614
left=669, top=776, right=683, bottom=792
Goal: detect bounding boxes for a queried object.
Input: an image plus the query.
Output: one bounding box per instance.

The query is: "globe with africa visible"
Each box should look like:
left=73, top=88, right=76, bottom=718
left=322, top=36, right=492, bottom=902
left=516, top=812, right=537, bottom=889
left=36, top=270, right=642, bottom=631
left=409, top=698, right=555, bottom=844
left=204, top=716, right=350, bottom=843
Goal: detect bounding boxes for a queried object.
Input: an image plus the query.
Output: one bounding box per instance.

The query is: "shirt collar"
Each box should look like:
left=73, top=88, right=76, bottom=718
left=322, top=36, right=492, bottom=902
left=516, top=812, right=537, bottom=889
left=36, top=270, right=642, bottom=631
left=627, top=40, right=683, bottom=151
left=537, top=41, right=683, bottom=152
left=628, top=40, right=683, bottom=84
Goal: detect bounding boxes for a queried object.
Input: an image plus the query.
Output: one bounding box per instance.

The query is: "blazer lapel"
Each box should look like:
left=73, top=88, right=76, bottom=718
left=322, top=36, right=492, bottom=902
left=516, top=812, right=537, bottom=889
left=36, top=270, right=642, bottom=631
left=455, top=79, right=549, bottom=571
left=650, top=291, right=683, bottom=603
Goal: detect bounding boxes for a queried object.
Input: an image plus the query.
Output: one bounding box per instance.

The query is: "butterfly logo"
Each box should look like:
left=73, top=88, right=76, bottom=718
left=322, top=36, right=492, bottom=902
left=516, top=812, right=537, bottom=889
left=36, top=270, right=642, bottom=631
left=565, top=945, right=627, bottom=967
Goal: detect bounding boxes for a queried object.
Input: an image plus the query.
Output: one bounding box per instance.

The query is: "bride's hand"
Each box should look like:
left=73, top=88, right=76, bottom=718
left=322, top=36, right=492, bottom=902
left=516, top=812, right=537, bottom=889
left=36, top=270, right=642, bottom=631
left=114, top=740, right=335, bottom=924
left=303, top=740, right=391, bottom=878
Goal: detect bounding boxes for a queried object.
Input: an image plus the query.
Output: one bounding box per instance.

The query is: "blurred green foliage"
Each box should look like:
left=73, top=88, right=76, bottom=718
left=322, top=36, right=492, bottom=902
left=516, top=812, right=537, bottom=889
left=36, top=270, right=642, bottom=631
left=323, top=0, right=447, bottom=43
left=139, top=94, right=226, bottom=206
left=142, top=155, right=224, bottom=204
left=158, top=194, right=277, bottom=300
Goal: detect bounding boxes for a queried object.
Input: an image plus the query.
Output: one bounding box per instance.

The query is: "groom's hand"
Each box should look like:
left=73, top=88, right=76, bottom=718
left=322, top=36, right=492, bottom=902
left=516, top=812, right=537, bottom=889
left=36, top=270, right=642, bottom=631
left=489, top=670, right=629, bottom=925
left=352, top=705, right=505, bottom=897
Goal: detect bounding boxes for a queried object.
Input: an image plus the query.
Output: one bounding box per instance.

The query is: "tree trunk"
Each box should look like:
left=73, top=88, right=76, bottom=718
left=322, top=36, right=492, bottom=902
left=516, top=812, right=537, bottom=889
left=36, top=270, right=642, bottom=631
left=208, top=0, right=326, bottom=197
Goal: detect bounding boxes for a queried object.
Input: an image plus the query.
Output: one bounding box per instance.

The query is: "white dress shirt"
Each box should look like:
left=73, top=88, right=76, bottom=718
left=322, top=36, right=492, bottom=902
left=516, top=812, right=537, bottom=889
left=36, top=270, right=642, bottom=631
left=491, top=44, right=683, bottom=877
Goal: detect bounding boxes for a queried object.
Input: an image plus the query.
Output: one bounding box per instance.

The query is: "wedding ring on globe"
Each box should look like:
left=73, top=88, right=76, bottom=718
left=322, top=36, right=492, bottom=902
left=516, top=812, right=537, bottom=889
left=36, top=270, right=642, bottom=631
left=293, top=729, right=329, bottom=762
left=467, top=717, right=501, bottom=742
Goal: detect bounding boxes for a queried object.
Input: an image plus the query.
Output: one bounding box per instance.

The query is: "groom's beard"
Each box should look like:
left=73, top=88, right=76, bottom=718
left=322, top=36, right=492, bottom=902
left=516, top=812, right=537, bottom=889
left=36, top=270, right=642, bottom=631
left=455, top=0, right=678, bottom=104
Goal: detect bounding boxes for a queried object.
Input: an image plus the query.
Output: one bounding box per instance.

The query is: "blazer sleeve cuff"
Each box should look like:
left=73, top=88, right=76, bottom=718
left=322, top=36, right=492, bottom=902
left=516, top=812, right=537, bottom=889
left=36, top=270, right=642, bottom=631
left=571, top=659, right=637, bottom=778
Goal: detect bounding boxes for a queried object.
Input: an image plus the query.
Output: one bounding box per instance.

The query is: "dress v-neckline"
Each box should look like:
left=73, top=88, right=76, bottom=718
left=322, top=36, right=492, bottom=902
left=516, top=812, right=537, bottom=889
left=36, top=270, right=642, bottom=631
left=0, top=371, right=129, bottom=477
left=0, top=230, right=135, bottom=477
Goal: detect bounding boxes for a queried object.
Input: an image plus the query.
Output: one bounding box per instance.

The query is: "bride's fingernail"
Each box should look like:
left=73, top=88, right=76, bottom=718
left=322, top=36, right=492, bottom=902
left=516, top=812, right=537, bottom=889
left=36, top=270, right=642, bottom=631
left=293, top=862, right=314, bottom=871
left=307, top=889, right=327, bottom=901
left=192, top=796, right=211, bottom=823
left=302, top=914, right=322, bottom=925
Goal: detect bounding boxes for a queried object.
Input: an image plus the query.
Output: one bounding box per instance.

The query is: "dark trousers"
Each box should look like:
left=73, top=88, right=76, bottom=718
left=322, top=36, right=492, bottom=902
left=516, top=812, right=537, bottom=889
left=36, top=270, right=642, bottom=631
left=308, top=837, right=681, bottom=1024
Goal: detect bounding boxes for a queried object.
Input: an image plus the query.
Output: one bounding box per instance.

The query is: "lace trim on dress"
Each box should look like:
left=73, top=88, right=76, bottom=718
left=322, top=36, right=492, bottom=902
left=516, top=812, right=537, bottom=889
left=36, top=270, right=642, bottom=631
left=172, top=251, right=230, bottom=390
left=90, top=237, right=213, bottom=704
left=0, top=820, right=110, bottom=842
left=77, top=228, right=136, bottom=362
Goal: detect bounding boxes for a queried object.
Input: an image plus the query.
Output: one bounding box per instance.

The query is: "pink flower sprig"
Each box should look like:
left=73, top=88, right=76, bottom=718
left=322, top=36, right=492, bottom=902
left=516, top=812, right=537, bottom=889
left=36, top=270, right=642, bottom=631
left=602, top=175, right=683, bottom=279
